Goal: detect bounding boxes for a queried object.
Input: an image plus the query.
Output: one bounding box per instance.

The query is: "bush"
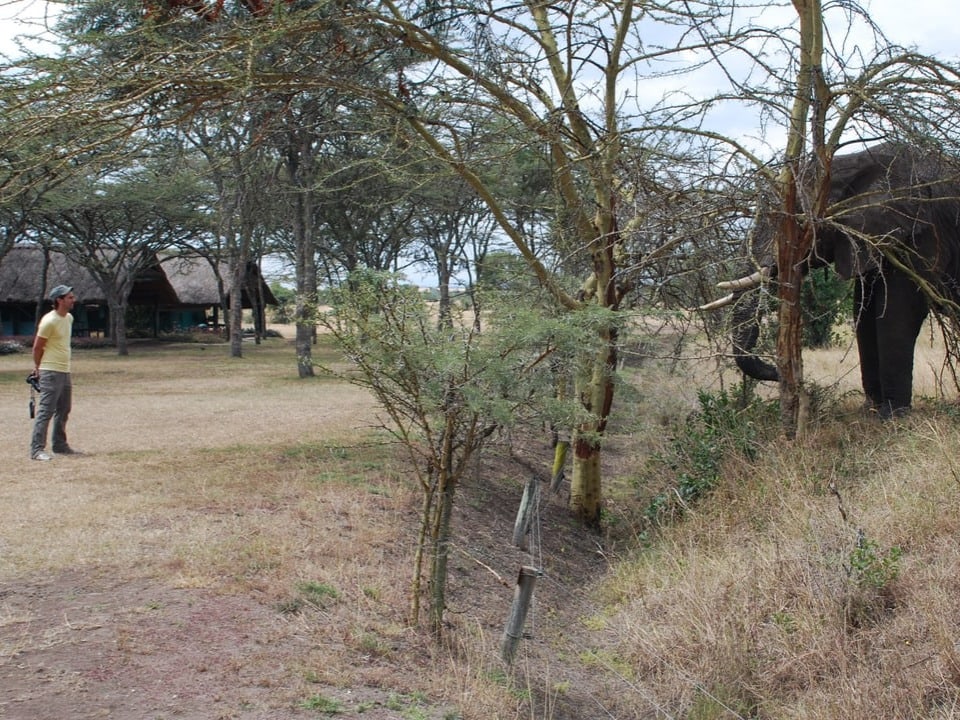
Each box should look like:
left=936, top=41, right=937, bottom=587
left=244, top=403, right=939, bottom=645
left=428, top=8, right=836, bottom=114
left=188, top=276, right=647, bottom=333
left=642, top=388, right=778, bottom=526
left=802, top=267, right=852, bottom=348
left=0, top=339, right=26, bottom=355
left=844, top=530, right=903, bottom=627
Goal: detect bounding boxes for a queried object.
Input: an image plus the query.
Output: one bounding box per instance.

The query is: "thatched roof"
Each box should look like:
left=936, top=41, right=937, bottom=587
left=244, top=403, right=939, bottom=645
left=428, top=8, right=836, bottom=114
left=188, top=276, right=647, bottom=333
left=0, top=246, right=276, bottom=309
left=162, top=254, right=278, bottom=308
left=0, top=245, right=104, bottom=305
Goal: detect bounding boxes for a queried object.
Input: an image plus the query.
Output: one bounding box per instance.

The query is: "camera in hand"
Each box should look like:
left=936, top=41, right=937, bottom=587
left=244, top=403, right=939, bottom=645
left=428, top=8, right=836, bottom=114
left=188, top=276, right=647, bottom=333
left=26, top=374, right=40, bottom=393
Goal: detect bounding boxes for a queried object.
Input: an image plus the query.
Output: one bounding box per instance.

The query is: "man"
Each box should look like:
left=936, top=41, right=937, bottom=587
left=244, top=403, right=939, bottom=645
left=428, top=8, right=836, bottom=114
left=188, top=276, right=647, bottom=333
left=30, top=285, right=79, bottom=461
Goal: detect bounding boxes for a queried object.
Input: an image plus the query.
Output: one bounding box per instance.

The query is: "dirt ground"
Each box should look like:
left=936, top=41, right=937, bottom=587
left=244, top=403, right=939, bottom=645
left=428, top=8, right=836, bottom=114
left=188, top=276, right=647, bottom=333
left=0, top=334, right=614, bottom=720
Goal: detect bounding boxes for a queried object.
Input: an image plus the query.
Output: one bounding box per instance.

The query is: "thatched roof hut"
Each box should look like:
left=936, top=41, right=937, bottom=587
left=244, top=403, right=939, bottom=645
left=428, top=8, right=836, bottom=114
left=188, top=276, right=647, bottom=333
left=0, top=245, right=277, bottom=337
left=0, top=244, right=179, bottom=306
left=161, top=254, right=278, bottom=309
left=0, top=245, right=100, bottom=305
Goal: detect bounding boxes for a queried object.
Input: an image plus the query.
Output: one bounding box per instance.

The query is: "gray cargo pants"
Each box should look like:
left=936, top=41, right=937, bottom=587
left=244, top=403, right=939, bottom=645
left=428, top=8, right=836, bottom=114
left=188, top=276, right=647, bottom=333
left=30, top=370, right=72, bottom=458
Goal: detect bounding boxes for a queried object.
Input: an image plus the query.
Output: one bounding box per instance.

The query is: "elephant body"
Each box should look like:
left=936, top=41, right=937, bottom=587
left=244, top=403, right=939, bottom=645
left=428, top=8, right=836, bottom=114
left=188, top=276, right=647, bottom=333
left=729, top=142, right=960, bottom=418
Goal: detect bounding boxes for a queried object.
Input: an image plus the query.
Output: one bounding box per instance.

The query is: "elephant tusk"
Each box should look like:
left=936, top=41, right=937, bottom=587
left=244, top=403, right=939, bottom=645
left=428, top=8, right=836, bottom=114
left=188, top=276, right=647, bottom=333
left=698, top=293, right=736, bottom=311
left=716, top=267, right=772, bottom=291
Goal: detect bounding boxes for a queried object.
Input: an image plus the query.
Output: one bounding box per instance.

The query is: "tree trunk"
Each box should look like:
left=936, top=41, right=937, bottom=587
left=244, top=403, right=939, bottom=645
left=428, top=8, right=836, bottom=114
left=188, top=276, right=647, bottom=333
left=570, top=434, right=602, bottom=527
left=229, top=263, right=244, bottom=358
left=110, top=298, right=129, bottom=356
left=249, top=267, right=264, bottom=345
left=777, top=0, right=825, bottom=438
left=436, top=263, right=452, bottom=330
left=776, top=205, right=804, bottom=439
left=409, top=484, right=433, bottom=627
left=292, top=181, right=316, bottom=377
left=428, top=466, right=456, bottom=638
left=568, top=325, right=617, bottom=527
left=428, top=404, right=458, bottom=636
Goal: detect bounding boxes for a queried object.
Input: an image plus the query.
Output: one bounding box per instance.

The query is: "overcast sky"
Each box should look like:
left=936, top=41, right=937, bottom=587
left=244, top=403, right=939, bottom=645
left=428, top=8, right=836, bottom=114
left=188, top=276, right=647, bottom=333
left=1, top=0, right=955, bottom=286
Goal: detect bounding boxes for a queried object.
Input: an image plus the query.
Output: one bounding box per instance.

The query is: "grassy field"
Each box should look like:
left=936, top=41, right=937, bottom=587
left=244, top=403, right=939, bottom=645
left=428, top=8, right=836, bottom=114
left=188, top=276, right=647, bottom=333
left=1, top=323, right=959, bottom=719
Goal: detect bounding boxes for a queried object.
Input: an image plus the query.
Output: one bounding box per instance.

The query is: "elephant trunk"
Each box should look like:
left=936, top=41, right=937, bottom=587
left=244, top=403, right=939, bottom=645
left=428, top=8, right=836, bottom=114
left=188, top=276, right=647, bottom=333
left=730, top=288, right=779, bottom=382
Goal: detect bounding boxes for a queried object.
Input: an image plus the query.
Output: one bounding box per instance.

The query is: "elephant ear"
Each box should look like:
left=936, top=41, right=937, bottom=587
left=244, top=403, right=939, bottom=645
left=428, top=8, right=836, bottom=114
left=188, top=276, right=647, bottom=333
left=823, top=145, right=902, bottom=280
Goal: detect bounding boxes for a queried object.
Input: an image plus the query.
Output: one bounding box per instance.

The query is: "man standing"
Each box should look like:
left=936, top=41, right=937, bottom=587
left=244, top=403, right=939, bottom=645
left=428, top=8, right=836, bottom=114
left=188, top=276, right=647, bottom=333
left=30, top=285, right=79, bottom=461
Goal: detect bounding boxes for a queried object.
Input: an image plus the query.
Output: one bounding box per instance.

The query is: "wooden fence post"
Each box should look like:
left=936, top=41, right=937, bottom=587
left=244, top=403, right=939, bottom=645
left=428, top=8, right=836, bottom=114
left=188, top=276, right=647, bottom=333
left=500, top=565, right=539, bottom=664
left=512, top=477, right=538, bottom=549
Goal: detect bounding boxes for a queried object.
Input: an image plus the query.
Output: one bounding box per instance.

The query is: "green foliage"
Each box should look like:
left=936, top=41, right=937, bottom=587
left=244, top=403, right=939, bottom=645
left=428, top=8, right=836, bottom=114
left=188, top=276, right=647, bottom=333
left=844, top=531, right=903, bottom=628
left=299, top=694, right=343, bottom=714
left=688, top=686, right=759, bottom=720
left=802, top=267, right=851, bottom=348
left=321, top=269, right=596, bottom=631
left=643, top=388, right=777, bottom=525
left=297, top=580, right=340, bottom=605
left=268, top=281, right=296, bottom=323
left=278, top=581, right=340, bottom=614
left=324, top=268, right=593, bottom=443
left=848, top=533, right=902, bottom=590
left=474, top=250, right=540, bottom=297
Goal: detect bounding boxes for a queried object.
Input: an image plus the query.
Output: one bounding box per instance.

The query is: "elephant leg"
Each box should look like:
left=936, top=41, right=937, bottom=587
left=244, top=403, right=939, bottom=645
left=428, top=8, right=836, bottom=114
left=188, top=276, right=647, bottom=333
left=854, top=278, right=883, bottom=410
left=857, top=271, right=928, bottom=418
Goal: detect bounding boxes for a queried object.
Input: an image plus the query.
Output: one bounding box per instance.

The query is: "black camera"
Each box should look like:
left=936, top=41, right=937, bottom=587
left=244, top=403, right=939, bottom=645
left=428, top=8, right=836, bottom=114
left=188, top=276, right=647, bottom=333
left=26, top=374, right=40, bottom=393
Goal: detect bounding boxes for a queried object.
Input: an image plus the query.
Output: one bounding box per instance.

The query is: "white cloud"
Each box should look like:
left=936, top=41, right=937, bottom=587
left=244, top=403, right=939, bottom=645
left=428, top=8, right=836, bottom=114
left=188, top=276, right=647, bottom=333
left=0, top=0, right=60, bottom=58
left=867, top=0, right=959, bottom=59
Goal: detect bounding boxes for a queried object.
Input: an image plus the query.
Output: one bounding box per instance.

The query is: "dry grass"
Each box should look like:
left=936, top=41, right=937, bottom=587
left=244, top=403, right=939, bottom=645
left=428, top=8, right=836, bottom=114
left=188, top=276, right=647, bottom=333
left=593, top=320, right=960, bottom=719
left=0, top=331, right=612, bottom=719
left=2, top=320, right=960, bottom=719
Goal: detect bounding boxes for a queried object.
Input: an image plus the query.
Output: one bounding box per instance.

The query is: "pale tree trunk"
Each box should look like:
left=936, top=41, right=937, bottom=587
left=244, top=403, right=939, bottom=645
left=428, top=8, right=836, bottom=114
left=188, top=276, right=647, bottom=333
left=777, top=0, right=826, bottom=438
left=282, top=131, right=318, bottom=379
left=568, top=231, right=619, bottom=526
left=228, top=217, right=254, bottom=358
left=429, top=477, right=455, bottom=637
left=229, top=273, right=244, bottom=358
left=568, top=321, right=617, bottom=527
left=293, top=191, right=317, bottom=378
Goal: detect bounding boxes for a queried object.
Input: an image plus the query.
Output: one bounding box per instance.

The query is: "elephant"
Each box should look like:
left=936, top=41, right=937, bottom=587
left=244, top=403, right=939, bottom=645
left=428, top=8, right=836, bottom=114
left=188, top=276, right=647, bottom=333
left=707, top=142, right=960, bottom=419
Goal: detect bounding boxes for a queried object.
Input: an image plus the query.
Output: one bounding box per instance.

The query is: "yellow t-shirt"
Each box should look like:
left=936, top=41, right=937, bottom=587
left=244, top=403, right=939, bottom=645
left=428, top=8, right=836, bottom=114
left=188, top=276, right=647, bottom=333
left=37, top=310, right=73, bottom=373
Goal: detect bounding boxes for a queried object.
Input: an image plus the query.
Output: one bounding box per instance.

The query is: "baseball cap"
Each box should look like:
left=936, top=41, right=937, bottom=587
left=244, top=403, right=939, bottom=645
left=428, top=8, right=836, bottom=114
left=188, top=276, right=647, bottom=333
left=49, top=284, right=72, bottom=301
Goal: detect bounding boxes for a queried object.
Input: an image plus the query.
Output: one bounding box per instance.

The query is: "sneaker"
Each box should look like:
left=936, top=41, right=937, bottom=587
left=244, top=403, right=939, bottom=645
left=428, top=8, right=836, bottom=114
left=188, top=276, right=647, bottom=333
left=54, top=447, right=83, bottom=456
left=32, top=452, right=52, bottom=461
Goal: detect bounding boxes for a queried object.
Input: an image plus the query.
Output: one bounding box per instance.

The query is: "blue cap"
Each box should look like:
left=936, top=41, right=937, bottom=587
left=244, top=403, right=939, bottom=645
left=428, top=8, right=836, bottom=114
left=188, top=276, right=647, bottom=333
left=49, top=285, right=72, bottom=301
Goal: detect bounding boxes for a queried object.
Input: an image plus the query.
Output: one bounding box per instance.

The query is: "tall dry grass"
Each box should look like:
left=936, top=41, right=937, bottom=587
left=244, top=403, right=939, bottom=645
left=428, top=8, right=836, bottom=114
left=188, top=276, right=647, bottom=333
left=590, top=319, right=960, bottom=719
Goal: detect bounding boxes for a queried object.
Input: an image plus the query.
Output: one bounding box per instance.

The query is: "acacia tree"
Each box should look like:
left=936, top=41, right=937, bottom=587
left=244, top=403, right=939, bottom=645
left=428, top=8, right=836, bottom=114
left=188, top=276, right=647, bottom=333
left=182, top=110, right=275, bottom=356
left=409, top=164, right=498, bottom=328
left=322, top=1, right=753, bottom=526
left=325, top=269, right=588, bottom=633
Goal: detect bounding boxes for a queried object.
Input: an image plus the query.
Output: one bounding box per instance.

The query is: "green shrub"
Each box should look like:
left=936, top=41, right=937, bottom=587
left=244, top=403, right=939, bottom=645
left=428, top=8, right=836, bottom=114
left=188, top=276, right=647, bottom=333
left=802, top=267, right=851, bottom=348
left=643, top=388, right=777, bottom=525
left=844, top=531, right=902, bottom=627
left=848, top=532, right=902, bottom=590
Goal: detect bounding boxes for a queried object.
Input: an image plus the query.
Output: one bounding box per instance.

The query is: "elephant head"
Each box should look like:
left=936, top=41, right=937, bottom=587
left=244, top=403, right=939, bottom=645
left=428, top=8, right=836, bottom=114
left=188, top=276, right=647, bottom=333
left=707, top=142, right=960, bottom=418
